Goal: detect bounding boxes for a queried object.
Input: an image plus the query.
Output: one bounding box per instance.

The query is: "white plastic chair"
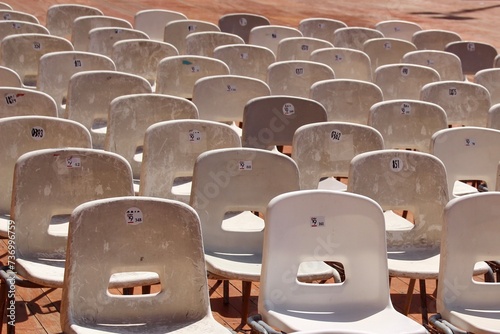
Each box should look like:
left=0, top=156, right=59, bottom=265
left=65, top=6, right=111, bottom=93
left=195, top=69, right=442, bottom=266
left=218, top=13, right=270, bottom=43
left=0, top=9, right=39, bottom=23
left=474, top=67, right=500, bottom=105
left=276, top=37, right=333, bottom=61
left=310, top=47, right=373, bottom=82
left=0, top=65, right=23, bottom=87
left=487, top=103, right=500, bottom=130
left=248, top=25, right=303, bottom=55
left=332, top=26, right=384, bottom=50
left=0, top=87, right=58, bottom=117
left=411, top=29, right=462, bottom=51
left=0, top=20, right=49, bottom=40
left=444, top=40, right=498, bottom=76
left=164, top=19, right=220, bottom=54
left=375, top=19, right=423, bottom=42
left=297, top=17, right=347, bottom=44
left=71, top=15, right=133, bottom=51
left=59, top=196, right=233, bottom=334
left=88, top=27, right=149, bottom=58
left=133, top=8, right=187, bottom=41
left=254, top=189, right=427, bottom=334
left=402, top=49, right=465, bottom=81
left=362, top=37, right=417, bottom=73
left=0, top=2, right=11, bottom=10
left=46, top=4, right=103, bottom=39
left=185, top=31, right=245, bottom=57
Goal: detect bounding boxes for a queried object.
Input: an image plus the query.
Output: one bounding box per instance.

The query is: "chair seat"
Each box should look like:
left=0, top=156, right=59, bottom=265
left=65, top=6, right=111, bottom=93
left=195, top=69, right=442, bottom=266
left=171, top=177, right=192, bottom=203
left=384, top=210, right=414, bottom=231
left=0, top=214, right=10, bottom=237
left=442, top=309, right=500, bottom=334
left=453, top=180, right=479, bottom=197
left=265, top=306, right=427, bottom=334
left=317, top=177, right=347, bottom=191
left=221, top=210, right=265, bottom=232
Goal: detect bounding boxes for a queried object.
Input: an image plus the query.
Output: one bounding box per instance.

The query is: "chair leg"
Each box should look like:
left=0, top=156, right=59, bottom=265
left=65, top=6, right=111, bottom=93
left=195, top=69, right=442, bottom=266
left=123, top=287, right=134, bottom=295
left=419, top=279, right=429, bottom=326
left=141, top=285, right=151, bottom=294
left=403, top=278, right=416, bottom=315
left=241, top=281, right=252, bottom=326
left=223, top=280, right=229, bottom=305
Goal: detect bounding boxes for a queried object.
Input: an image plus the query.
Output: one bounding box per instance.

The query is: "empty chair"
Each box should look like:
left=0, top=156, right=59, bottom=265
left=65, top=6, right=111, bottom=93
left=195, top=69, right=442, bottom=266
left=218, top=13, right=270, bottom=43
left=156, top=55, right=230, bottom=99
left=0, top=65, right=23, bottom=87
left=46, top=4, right=103, bottom=39
left=402, top=49, right=465, bottom=81
left=0, top=10, right=39, bottom=23
left=474, top=68, right=500, bottom=105
left=71, top=15, right=133, bottom=51
left=249, top=25, right=303, bottom=55
left=362, top=37, right=417, bottom=72
left=333, top=26, right=384, bottom=50
left=37, top=50, right=116, bottom=118
left=292, top=122, right=384, bottom=190
left=374, top=63, right=440, bottom=100
left=368, top=99, right=448, bottom=152
left=487, top=103, right=500, bottom=130
left=213, top=44, right=275, bottom=82
left=66, top=70, right=152, bottom=149
left=88, top=27, right=149, bottom=58
left=445, top=40, right=498, bottom=76
left=242, top=95, right=328, bottom=150
left=267, top=60, right=335, bottom=97
left=429, top=192, right=500, bottom=334
left=133, top=8, right=187, bottom=41
left=430, top=126, right=500, bottom=198
left=0, top=87, right=58, bottom=117
left=185, top=31, right=244, bottom=57
left=297, top=17, right=347, bottom=44
left=310, top=78, right=383, bottom=123
left=0, top=33, right=73, bottom=87
left=112, top=39, right=178, bottom=87
left=139, top=119, right=241, bottom=203
left=276, top=36, right=333, bottom=61
left=164, top=19, right=220, bottom=54
left=375, top=19, right=423, bottom=42
left=253, top=190, right=427, bottom=334
left=0, top=116, right=91, bottom=237
left=311, top=47, right=373, bottom=82
left=0, top=20, right=49, bottom=41
left=420, top=80, right=491, bottom=127
left=192, top=74, right=271, bottom=134
left=412, top=29, right=462, bottom=50
left=104, top=93, right=199, bottom=183
left=60, top=196, right=233, bottom=334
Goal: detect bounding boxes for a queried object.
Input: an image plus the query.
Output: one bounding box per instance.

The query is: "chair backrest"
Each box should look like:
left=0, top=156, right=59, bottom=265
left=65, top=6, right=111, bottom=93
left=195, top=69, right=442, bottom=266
left=156, top=55, right=230, bottom=99
left=190, top=147, right=299, bottom=254
left=133, top=9, right=187, bottom=41
left=402, top=50, right=464, bottom=81
left=0, top=20, right=49, bottom=40
left=218, top=13, right=270, bottom=43
left=267, top=60, right=335, bottom=97
left=368, top=99, right=448, bottom=152
left=88, top=27, right=149, bottom=58
left=430, top=127, right=500, bottom=196
left=12, top=148, right=134, bottom=259
left=248, top=25, right=303, bottom=55
left=61, top=196, right=215, bottom=332
left=437, top=192, right=500, bottom=318
left=192, top=74, right=271, bottom=124
left=276, top=37, right=333, bottom=61
left=310, top=47, right=373, bottom=82
left=298, top=17, right=347, bottom=44
left=309, top=78, right=383, bottom=123
left=474, top=68, right=500, bottom=105
left=46, top=4, right=103, bottom=39
left=0, top=9, right=38, bottom=23
left=487, top=103, right=500, bottom=130
left=362, top=37, right=417, bottom=72
left=260, top=190, right=391, bottom=316
left=0, top=87, right=58, bottom=117
left=292, top=122, right=384, bottom=189
left=375, top=20, right=422, bottom=42
left=104, top=93, right=199, bottom=179
left=0, top=116, right=91, bottom=213
left=444, top=41, right=498, bottom=75
left=411, top=29, right=462, bottom=51
left=185, top=31, right=245, bottom=57
left=347, top=149, right=449, bottom=249
left=242, top=95, right=328, bottom=149
left=374, top=63, right=440, bottom=100
left=164, top=19, right=220, bottom=54
left=0, top=2, right=11, bottom=10
left=139, top=120, right=241, bottom=201
left=333, top=27, right=384, bottom=50
left=71, top=15, right=133, bottom=51
left=37, top=51, right=116, bottom=118
left=112, top=39, right=178, bottom=85
left=213, top=44, right=275, bottom=82
left=66, top=70, right=152, bottom=149
left=0, top=65, right=22, bottom=87
left=0, top=33, right=74, bottom=87
left=420, top=80, right=491, bottom=127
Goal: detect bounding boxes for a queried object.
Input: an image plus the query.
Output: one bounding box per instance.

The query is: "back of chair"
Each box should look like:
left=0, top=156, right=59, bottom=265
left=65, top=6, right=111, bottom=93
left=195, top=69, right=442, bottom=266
left=61, top=196, right=211, bottom=330
left=298, top=18, right=347, bottom=44
left=347, top=149, right=449, bottom=249
left=474, top=68, right=500, bottom=105
left=310, top=47, right=373, bottom=82
left=190, top=147, right=300, bottom=254
left=0, top=87, right=58, bottom=117
left=375, top=20, right=422, bottom=42
left=133, top=9, right=187, bottom=41
left=105, top=93, right=199, bottom=179
left=412, top=29, right=462, bottom=51
left=71, top=15, right=133, bottom=51
left=0, top=20, right=49, bottom=41
left=46, top=4, right=103, bottom=39
left=362, top=37, right=417, bottom=72
left=0, top=65, right=23, bottom=87
left=88, top=27, right=149, bottom=58
left=185, top=31, right=245, bottom=57
left=242, top=95, right=328, bottom=149
left=333, top=27, right=384, bottom=50
left=276, top=37, right=333, bottom=61
left=249, top=25, right=303, bottom=55
left=164, top=19, right=220, bottom=54
left=218, top=13, right=270, bottom=43
left=12, top=148, right=134, bottom=258
left=292, top=122, right=384, bottom=189
left=0, top=10, right=39, bottom=23
left=402, top=50, right=464, bottom=81
left=445, top=41, right=498, bottom=75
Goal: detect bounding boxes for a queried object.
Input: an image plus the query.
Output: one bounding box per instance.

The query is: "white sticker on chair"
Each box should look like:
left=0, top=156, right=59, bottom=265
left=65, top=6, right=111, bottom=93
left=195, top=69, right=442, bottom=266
left=66, top=156, right=81, bottom=168
left=448, top=87, right=458, bottom=96
left=188, top=25, right=197, bottom=32
left=33, top=41, right=42, bottom=50
left=226, top=84, right=237, bottom=92
left=240, top=52, right=249, bottom=60
left=334, top=54, right=344, bottom=62
left=283, top=103, right=295, bottom=115
left=295, top=67, right=304, bottom=75
left=114, top=29, right=123, bottom=34
left=465, top=138, right=476, bottom=147
left=401, top=102, right=411, bottom=115
left=191, top=65, right=201, bottom=73
left=318, top=23, right=326, bottom=29
left=301, top=44, right=310, bottom=51
left=390, top=157, right=403, bottom=172
left=31, top=126, right=44, bottom=140
left=11, top=22, right=21, bottom=29
left=400, top=66, right=410, bottom=76
left=3, top=13, right=10, bottom=20
left=239, top=17, right=248, bottom=26
left=188, top=129, right=202, bottom=142
left=310, top=216, right=325, bottom=227
left=384, top=41, right=392, bottom=50
left=4, top=93, right=18, bottom=105
left=125, top=207, right=143, bottom=225
left=330, top=129, right=342, bottom=141
left=467, top=42, right=476, bottom=52
left=238, top=160, right=252, bottom=170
